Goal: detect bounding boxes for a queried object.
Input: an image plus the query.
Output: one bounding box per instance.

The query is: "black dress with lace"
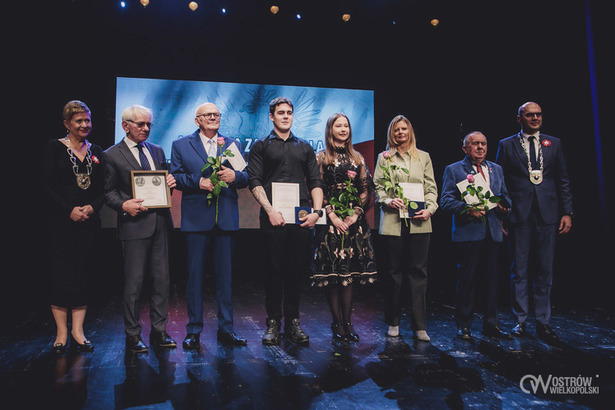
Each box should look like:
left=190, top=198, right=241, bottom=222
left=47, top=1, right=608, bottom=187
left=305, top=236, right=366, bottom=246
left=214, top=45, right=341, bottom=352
left=311, top=148, right=377, bottom=287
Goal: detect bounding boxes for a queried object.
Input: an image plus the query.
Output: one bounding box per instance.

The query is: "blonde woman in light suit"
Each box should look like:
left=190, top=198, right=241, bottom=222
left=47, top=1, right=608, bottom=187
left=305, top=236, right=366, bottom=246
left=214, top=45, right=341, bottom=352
left=373, top=115, right=438, bottom=342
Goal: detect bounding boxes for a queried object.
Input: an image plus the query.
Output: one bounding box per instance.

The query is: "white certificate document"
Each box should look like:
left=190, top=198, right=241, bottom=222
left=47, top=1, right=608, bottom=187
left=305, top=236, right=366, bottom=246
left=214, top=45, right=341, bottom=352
left=456, top=174, right=498, bottom=210
left=271, top=182, right=300, bottom=223
left=399, top=182, right=424, bottom=218
left=131, top=170, right=172, bottom=208
left=222, top=142, right=247, bottom=171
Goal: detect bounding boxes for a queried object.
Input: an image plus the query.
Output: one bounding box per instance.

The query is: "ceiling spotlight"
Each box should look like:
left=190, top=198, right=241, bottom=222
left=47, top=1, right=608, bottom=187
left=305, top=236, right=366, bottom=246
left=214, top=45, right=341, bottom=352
left=120, top=1, right=126, bottom=8
left=140, top=0, right=149, bottom=6
left=342, top=14, right=351, bottom=22
left=270, top=5, right=279, bottom=15
left=296, top=14, right=301, bottom=20
left=431, top=18, right=440, bottom=27
left=189, top=1, right=198, bottom=11
left=221, top=8, right=226, bottom=14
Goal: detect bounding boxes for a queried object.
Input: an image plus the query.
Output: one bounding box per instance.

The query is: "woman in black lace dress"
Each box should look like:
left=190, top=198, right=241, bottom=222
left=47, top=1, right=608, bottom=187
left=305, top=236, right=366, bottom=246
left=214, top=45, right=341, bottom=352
left=43, top=100, right=105, bottom=353
left=311, top=113, right=377, bottom=341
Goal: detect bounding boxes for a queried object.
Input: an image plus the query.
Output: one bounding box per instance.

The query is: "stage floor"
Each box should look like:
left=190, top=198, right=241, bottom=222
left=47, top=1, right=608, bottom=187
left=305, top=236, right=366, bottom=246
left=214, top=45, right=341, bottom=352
left=1, top=275, right=613, bottom=409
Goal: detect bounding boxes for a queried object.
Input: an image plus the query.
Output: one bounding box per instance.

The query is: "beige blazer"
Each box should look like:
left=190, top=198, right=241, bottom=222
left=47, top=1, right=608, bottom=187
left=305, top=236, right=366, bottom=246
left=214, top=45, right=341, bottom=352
left=373, top=148, right=438, bottom=236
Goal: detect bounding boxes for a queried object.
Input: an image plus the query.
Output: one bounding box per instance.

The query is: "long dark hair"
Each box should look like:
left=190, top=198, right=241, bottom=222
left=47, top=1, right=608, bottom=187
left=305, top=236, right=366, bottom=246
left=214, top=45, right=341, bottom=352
left=321, top=113, right=363, bottom=166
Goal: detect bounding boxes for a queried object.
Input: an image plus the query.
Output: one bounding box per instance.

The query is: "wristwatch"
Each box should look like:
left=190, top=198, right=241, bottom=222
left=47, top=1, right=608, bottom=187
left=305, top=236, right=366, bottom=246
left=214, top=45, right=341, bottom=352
left=313, top=209, right=323, bottom=217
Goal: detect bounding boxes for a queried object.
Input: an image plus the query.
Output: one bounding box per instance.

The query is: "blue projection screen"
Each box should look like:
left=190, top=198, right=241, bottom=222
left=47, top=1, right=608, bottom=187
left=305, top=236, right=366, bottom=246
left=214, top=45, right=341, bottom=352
left=113, top=77, right=375, bottom=229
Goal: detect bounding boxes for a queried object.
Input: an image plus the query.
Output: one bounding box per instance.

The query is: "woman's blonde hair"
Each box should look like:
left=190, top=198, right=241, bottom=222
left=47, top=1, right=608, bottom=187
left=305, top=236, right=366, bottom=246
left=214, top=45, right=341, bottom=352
left=62, top=100, right=90, bottom=122
left=386, top=115, right=418, bottom=158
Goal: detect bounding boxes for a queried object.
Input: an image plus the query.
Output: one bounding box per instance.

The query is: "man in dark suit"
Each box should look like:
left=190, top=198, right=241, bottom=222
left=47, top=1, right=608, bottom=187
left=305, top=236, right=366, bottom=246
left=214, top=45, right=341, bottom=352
left=104, top=105, right=177, bottom=353
left=170, top=102, right=249, bottom=349
left=496, top=102, right=573, bottom=345
left=441, top=131, right=512, bottom=341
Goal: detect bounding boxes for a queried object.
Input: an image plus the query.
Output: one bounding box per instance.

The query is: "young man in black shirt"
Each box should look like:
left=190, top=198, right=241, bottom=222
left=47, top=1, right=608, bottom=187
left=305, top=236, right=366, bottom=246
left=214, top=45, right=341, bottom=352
left=247, top=97, right=323, bottom=345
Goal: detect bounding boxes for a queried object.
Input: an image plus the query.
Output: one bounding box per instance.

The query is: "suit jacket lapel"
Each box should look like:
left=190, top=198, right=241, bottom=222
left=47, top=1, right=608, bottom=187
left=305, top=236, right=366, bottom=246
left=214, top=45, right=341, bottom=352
left=513, top=132, right=530, bottom=170
left=189, top=131, right=209, bottom=164
left=118, top=139, right=141, bottom=170
left=462, top=157, right=475, bottom=176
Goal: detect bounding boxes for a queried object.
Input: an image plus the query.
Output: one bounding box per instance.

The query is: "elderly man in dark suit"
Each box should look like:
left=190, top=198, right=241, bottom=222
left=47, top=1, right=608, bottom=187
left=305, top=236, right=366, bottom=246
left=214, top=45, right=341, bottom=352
left=496, top=102, right=573, bottom=345
left=170, top=102, right=249, bottom=349
left=441, top=131, right=512, bottom=342
left=104, top=105, right=177, bottom=353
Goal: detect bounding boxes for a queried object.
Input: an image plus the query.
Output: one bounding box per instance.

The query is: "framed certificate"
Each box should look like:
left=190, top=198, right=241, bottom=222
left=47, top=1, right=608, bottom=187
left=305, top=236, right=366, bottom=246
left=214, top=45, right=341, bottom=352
left=131, top=170, right=172, bottom=208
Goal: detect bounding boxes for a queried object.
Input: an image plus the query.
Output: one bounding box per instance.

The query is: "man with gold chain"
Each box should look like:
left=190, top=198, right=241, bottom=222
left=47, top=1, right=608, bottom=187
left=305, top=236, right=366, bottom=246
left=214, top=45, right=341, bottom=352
left=496, top=101, right=573, bottom=346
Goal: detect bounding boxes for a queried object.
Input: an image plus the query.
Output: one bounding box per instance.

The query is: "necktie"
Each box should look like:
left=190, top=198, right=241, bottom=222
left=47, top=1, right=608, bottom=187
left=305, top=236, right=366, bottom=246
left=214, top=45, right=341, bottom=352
left=207, top=139, right=216, bottom=157
left=528, top=136, right=539, bottom=169
left=475, top=162, right=486, bottom=180
left=136, top=143, right=151, bottom=170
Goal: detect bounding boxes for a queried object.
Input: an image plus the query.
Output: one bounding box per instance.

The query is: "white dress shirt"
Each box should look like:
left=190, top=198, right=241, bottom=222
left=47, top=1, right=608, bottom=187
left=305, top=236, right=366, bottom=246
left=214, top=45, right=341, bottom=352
left=123, top=137, right=156, bottom=170
left=521, top=131, right=541, bottom=164
left=200, top=132, right=219, bottom=157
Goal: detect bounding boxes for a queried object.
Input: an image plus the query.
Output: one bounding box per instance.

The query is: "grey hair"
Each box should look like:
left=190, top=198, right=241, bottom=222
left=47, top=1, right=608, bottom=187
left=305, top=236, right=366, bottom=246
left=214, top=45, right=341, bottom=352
left=122, top=105, right=153, bottom=122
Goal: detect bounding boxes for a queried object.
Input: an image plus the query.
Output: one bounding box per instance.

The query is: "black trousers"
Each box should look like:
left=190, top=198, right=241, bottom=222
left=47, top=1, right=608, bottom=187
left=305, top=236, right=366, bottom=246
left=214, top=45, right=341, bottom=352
left=454, top=237, right=500, bottom=329
left=261, top=221, right=313, bottom=323
left=381, top=232, right=430, bottom=330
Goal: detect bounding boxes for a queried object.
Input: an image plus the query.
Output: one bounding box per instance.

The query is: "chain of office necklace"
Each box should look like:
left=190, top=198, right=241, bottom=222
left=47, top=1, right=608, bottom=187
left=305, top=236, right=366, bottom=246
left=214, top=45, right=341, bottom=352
left=65, top=136, right=93, bottom=190
left=518, top=135, right=544, bottom=185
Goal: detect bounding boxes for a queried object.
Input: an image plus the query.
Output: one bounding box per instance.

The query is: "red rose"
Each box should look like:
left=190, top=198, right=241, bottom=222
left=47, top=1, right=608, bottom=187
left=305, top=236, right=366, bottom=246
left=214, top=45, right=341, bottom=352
left=542, top=139, right=551, bottom=147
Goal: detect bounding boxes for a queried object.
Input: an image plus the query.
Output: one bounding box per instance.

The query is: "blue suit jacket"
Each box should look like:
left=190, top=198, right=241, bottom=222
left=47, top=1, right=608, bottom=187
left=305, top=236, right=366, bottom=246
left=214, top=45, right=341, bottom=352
left=440, top=157, right=511, bottom=242
left=170, top=131, right=248, bottom=232
left=495, top=132, right=573, bottom=225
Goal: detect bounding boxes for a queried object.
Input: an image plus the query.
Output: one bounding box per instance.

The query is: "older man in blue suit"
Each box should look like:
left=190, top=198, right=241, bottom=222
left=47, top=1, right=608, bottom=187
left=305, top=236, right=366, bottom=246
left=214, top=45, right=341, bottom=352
left=171, top=102, right=249, bottom=349
left=441, top=131, right=512, bottom=341
left=496, top=102, right=573, bottom=345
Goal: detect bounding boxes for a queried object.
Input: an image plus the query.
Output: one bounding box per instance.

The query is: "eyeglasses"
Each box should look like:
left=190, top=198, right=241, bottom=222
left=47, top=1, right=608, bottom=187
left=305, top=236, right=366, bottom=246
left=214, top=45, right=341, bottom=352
left=197, top=113, right=222, bottom=119
left=126, top=120, right=153, bottom=128
left=523, top=112, right=542, bottom=118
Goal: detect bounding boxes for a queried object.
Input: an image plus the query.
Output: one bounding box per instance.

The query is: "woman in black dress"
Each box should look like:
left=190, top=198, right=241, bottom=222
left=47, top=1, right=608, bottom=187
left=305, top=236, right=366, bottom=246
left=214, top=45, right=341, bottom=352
left=311, top=113, right=377, bottom=341
left=43, top=100, right=105, bottom=353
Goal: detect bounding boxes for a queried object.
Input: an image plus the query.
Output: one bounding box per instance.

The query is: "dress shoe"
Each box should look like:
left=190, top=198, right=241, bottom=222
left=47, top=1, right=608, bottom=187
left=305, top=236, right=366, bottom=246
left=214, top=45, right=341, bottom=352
left=262, top=318, right=281, bottom=346
left=415, top=330, right=431, bottom=342
left=126, top=335, right=148, bottom=353
left=217, top=330, right=247, bottom=346
left=285, top=318, right=309, bottom=345
left=150, top=331, right=177, bottom=348
left=536, top=324, right=564, bottom=346
left=344, top=322, right=359, bottom=342
left=70, top=334, right=94, bottom=352
left=182, top=333, right=200, bottom=350
left=53, top=342, right=67, bottom=355
left=331, top=322, right=347, bottom=341
left=483, top=325, right=513, bottom=340
left=457, top=328, right=473, bottom=341
left=511, top=322, right=528, bottom=337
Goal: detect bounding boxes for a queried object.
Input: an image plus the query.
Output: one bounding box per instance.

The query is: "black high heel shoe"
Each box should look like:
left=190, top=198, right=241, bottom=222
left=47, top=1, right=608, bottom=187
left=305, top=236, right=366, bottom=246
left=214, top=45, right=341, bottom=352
left=331, top=322, right=348, bottom=340
left=344, top=322, right=360, bottom=342
left=70, top=334, right=94, bottom=352
left=53, top=342, right=67, bottom=355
